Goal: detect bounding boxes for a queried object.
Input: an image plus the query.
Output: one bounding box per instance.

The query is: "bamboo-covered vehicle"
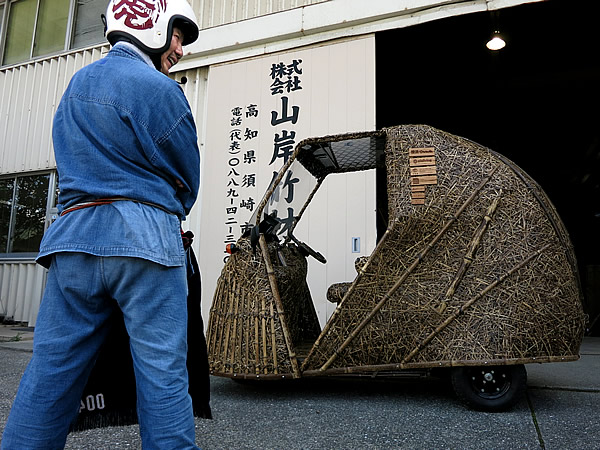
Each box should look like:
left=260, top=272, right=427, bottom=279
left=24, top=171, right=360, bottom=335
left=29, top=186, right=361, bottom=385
left=206, top=124, right=586, bottom=411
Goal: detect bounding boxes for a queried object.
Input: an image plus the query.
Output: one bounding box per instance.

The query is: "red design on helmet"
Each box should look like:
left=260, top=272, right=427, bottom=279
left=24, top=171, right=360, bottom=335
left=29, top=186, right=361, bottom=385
left=112, top=0, right=168, bottom=31
left=105, top=0, right=199, bottom=54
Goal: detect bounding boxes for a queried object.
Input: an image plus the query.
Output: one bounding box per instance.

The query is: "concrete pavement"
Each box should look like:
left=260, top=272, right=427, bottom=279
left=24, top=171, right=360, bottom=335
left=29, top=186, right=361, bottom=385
left=0, top=324, right=34, bottom=352
left=1, top=325, right=598, bottom=449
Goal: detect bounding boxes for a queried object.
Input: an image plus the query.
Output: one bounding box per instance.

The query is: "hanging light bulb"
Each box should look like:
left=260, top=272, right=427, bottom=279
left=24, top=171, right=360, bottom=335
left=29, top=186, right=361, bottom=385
left=486, top=32, right=506, bottom=51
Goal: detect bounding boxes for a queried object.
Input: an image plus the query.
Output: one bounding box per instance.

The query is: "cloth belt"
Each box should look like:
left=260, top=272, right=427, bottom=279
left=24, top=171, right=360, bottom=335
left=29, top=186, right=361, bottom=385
left=60, top=198, right=172, bottom=216
left=59, top=197, right=193, bottom=250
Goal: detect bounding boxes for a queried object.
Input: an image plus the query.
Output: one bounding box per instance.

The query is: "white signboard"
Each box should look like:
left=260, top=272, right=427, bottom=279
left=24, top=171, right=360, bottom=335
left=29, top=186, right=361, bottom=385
left=199, top=35, right=376, bottom=327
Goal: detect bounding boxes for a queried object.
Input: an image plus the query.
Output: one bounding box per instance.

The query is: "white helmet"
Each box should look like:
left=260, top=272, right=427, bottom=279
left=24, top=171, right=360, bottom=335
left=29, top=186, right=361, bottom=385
left=104, top=0, right=199, bottom=55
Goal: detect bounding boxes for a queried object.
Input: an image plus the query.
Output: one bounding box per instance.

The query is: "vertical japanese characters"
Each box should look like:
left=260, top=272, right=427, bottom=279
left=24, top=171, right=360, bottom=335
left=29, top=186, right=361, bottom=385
left=223, top=105, right=259, bottom=261
left=221, top=59, right=305, bottom=261
left=266, top=59, right=303, bottom=236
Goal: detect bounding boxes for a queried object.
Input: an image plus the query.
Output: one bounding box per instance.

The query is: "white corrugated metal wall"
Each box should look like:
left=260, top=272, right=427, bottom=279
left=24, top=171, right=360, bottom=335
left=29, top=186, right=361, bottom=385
left=0, top=46, right=109, bottom=175
left=190, top=0, right=328, bottom=29
left=0, top=262, right=47, bottom=326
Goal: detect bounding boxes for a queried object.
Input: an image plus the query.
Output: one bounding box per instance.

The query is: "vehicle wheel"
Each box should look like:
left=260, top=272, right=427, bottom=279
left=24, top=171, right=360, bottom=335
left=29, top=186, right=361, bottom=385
left=450, top=364, right=527, bottom=412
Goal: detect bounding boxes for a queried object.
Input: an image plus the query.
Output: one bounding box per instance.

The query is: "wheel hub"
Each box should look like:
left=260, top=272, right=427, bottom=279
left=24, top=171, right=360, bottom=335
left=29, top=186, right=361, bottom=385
left=470, top=368, right=511, bottom=399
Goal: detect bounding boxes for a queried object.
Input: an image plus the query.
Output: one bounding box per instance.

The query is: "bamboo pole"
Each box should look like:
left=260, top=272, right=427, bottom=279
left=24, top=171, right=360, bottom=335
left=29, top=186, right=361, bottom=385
left=210, top=274, right=232, bottom=371
left=261, top=293, right=268, bottom=374
left=221, top=279, right=234, bottom=373
left=206, top=278, right=223, bottom=363
left=254, top=149, right=301, bottom=225
left=259, top=234, right=301, bottom=378
left=244, top=294, right=250, bottom=373
left=283, top=177, right=325, bottom=246
left=439, top=194, right=501, bottom=313
left=301, top=351, right=578, bottom=377
left=229, top=278, right=240, bottom=373
left=270, top=301, right=279, bottom=374
left=254, top=292, right=260, bottom=374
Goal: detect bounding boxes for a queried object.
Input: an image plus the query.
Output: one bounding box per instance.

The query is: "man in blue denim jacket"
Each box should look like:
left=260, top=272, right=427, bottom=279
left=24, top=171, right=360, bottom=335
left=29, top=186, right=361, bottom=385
left=2, top=1, right=202, bottom=449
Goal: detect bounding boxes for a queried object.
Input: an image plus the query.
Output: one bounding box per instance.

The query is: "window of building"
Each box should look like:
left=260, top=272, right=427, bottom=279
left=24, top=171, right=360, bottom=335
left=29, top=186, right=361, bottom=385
left=72, top=0, right=107, bottom=49
left=0, top=0, right=107, bottom=66
left=33, top=0, right=71, bottom=57
left=2, top=0, right=38, bottom=66
left=0, top=172, right=57, bottom=256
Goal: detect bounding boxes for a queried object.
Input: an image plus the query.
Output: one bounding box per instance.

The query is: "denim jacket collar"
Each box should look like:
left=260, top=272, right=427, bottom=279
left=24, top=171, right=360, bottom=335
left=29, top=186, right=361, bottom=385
left=112, top=42, right=155, bottom=69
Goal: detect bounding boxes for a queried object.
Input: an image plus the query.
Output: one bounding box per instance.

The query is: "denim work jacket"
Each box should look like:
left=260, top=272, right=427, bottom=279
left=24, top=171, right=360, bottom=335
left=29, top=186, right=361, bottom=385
left=37, top=44, right=200, bottom=268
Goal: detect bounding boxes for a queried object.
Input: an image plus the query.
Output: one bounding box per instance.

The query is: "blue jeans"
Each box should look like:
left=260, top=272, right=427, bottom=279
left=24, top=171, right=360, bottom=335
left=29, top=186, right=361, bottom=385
left=1, top=253, right=198, bottom=449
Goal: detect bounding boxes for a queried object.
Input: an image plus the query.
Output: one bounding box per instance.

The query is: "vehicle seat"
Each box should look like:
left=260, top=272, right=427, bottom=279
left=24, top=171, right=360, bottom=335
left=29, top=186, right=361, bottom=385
left=326, top=256, right=369, bottom=304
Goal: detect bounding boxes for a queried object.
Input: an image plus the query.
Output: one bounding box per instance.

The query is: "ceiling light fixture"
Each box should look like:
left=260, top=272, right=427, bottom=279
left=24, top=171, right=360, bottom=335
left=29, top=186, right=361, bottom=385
left=486, top=31, right=506, bottom=51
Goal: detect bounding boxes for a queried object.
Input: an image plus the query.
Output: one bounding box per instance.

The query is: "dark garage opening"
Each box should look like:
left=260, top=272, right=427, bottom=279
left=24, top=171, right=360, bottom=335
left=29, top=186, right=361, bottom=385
left=376, top=0, right=600, bottom=334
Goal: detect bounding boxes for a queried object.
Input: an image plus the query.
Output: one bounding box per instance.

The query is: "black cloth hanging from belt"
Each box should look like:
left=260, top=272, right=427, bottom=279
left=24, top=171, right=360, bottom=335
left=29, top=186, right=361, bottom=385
left=70, top=246, right=212, bottom=431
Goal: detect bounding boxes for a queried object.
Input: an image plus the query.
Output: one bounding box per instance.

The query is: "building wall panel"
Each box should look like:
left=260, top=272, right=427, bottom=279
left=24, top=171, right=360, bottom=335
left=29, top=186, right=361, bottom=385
left=0, top=46, right=108, bottom=175
left=191, top=0, right=329, bottom=29
left=0, top=262, right=46, bottom=327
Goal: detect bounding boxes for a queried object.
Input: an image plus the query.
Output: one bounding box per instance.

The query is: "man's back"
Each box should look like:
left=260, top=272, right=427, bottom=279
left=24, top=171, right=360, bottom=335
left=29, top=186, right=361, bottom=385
left=37, top=43, right=200, bottom=269
left=53, top=43, right=200, bottom=219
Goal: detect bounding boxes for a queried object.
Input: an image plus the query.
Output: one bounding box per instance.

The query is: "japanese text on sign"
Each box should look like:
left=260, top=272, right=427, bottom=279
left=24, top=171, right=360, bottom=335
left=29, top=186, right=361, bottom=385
left=222, top=104, right=259, bottom=261
left=267, top=59, right=303, bottom=236
left=220, top=58, right=305, bottom=261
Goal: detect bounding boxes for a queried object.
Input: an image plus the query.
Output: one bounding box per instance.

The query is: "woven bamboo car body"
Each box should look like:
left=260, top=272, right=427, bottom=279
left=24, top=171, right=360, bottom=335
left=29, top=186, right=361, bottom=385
left=206, top=124, right=585, bottom=408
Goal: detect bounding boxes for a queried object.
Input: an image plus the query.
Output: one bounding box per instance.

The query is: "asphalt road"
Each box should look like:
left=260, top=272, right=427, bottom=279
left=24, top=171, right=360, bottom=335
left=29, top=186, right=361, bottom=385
left=1, top=341, right=599, bottom=449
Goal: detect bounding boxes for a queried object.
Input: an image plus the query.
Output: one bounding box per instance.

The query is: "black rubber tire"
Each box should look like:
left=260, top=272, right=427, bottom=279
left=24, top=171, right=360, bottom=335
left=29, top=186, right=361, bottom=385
left=451, top=364, right=527, bottom=412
